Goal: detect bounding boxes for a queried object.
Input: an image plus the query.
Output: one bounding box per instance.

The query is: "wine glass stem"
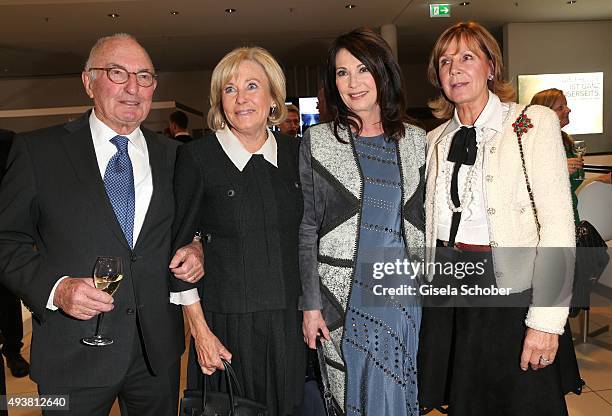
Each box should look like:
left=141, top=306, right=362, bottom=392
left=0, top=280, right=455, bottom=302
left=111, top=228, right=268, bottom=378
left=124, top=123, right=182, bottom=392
left=94, top=313, right=105, bottom=337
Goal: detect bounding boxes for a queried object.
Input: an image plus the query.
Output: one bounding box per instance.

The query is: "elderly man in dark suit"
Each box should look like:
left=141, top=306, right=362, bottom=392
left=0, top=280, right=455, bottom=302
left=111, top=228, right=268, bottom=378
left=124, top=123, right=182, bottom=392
left=0, top=34, right=203, bottom=415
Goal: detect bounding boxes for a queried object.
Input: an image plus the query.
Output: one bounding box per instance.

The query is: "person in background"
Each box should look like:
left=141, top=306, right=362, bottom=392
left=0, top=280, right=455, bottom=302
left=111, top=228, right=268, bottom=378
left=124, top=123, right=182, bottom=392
left=172, top=46, right=305, bottom=416
left=419, top=21, right=582, bottom=415
left=0, top=128, right=15, bottom=416
left=530, top=88, right=582, bottom=224
left=299, top=27, right=426, bottom=415
left=279, top=104, right=301, bottom=137
left=0, top=128, right=31, bottom=380
left=169, top=110, right=193, bottom=143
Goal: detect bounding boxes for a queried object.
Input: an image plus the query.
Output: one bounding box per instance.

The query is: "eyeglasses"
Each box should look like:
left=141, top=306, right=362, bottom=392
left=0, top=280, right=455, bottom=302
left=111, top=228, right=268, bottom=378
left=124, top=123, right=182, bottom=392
left=88, top=67, right=157, bottom=87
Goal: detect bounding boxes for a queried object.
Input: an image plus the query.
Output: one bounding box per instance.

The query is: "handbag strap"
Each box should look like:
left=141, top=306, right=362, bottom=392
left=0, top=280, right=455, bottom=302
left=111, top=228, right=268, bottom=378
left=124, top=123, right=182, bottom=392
left=316, top=337, right=335, bottom=415
left=513, top=104, right=541, bottom=237
left=222, top=359, right=245, bottom=397
left=200, top=359, right=245, bottom=416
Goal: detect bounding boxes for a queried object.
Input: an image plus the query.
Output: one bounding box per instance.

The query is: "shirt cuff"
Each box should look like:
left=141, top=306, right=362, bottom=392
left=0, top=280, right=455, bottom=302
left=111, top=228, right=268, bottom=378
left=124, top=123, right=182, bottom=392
left=47, top=276, right=69, bottom=311
left=170, top=288, right=200, bottom=306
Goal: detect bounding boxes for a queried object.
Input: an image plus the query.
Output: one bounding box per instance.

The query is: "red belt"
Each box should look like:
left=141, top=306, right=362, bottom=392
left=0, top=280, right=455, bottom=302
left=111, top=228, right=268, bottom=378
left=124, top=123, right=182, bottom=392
left=442, top=241, right=492, bottom=252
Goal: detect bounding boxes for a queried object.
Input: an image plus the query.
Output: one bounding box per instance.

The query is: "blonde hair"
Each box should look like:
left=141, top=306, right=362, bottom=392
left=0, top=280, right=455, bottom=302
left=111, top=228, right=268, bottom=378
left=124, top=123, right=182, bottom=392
left=285, top=104, right=299, bottom=115
left=427, top=21, right=516, bottom=120
left=207, top=47, right=287, bottom=130
left=530, top=88, right=564, bottom=109
left=531, top=88, right=573, bottom=148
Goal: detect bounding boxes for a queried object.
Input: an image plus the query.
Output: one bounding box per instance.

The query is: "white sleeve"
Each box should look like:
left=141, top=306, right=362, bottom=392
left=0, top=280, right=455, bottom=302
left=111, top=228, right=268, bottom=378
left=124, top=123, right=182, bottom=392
left=169, top=288, right=200, bottom=305
left=46, top=276, right=69, bottom=311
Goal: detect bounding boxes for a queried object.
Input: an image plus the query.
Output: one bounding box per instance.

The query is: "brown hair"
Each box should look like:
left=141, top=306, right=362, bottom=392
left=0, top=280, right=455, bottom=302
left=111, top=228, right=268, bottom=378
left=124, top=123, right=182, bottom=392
left=208, top=47, right=286, bottom=130
left=530, top=88, right=573, bottom=149
left=427, top=21, right=515, bottom=120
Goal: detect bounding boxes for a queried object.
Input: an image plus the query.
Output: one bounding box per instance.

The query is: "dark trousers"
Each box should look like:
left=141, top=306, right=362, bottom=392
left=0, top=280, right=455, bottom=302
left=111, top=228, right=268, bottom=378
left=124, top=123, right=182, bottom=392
left=0, top=284, right=23, bottom=358
left=39, top=330, right=180, bottom=416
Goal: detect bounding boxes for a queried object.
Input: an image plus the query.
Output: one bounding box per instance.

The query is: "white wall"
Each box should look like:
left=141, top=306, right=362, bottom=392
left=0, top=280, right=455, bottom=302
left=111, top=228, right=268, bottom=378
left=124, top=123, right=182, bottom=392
left=504, top=21, right=612, bottom=154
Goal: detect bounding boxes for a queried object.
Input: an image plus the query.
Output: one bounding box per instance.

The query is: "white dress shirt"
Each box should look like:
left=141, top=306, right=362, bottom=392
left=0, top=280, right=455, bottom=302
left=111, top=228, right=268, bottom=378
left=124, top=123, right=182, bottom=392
left=435, top=91, right=508, bottom=244
left=48, top=110, right=198, bottom=310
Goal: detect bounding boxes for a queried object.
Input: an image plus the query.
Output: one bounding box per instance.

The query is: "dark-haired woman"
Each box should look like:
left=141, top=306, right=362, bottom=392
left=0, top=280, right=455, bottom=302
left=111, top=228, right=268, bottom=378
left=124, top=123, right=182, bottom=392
left=299, top=28, right=426, bottom=415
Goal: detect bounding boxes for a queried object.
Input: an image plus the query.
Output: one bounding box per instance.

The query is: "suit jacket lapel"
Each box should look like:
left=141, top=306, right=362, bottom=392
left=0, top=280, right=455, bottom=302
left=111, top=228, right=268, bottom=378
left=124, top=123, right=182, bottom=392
left=60, top=112, right=131, bottom=250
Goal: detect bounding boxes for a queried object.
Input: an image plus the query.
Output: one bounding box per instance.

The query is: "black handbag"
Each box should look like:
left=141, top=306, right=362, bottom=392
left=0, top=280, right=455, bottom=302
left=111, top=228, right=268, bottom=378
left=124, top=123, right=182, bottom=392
left=570, top=220, right=610, bottom=316
left=180, top=360, right=268, bottom=416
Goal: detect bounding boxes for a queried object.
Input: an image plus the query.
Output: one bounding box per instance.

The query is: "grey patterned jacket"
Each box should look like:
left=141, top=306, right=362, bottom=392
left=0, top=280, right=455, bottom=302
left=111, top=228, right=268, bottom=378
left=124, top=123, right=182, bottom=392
left=298, top=122, right=426, bottom=408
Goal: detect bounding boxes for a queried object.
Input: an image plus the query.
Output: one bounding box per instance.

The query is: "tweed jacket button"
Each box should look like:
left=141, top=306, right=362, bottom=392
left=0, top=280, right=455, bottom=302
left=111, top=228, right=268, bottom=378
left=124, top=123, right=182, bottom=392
left=487, top=208, right=496, bottom=215
left=227, top=189, right=235, bottom=197
left=490, top=241, right=498, bottom=247
left=486, top=175, right=493, bottom=182
left=490, top=147, right=496, bottom=154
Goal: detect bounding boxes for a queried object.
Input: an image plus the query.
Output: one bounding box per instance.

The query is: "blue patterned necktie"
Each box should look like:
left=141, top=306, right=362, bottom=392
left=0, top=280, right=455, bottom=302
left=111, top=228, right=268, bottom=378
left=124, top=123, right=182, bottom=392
left=104, top=135, right=135, bottom=248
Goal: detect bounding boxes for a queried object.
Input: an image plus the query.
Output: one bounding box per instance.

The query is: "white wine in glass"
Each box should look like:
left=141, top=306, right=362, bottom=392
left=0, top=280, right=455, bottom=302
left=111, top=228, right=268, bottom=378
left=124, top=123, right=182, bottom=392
left=81, top=256, right=123, bottom=346
left=572, top=140, right=587, bottom=181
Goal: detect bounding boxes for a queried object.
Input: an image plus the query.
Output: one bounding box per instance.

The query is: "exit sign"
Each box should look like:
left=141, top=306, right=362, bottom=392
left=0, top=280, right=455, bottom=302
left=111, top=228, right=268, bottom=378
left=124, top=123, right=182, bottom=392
left=430, top=4, right=451, bottom=17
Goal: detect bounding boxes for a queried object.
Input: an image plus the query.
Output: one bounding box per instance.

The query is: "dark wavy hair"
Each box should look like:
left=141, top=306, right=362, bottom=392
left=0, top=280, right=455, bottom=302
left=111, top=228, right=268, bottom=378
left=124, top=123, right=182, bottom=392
left=323, top=27, right=412, bottom=143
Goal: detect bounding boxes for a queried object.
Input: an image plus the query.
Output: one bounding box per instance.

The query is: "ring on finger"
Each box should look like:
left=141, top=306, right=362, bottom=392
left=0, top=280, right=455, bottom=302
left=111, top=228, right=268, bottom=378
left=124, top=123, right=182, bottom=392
left=539, top=356, right=552, bottom=365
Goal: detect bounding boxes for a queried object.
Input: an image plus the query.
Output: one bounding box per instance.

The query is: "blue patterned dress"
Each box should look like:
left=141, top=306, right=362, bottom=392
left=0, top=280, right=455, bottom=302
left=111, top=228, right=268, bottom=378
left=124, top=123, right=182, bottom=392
left=342, top=134, right=421, bottom=415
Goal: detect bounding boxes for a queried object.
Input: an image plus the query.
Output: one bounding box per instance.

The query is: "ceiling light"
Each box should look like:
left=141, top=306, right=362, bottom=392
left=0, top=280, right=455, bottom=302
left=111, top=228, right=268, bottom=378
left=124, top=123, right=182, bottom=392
left=345, top=4, right=356, bottom=9
left=459, top=2, right=470, bottom=5
left=170, top=11, right=179, bottom=15
left=107, top=13, right=119, bottom=18
left=225, top=8, right=236, bottom=13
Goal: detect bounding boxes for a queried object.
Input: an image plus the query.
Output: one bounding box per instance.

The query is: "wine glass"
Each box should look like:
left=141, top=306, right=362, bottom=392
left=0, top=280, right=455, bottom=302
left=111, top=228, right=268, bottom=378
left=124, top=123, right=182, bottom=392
left=81, top=256, right=123, bottom=346
left=572, top=140, right=587, bottom=181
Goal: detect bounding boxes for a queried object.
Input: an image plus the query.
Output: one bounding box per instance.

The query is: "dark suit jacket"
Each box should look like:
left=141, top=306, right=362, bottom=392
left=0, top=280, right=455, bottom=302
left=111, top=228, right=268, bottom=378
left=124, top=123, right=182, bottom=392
left=174, top=133, right=193, bottom=144
left=0, top=113, right=184, bottom=388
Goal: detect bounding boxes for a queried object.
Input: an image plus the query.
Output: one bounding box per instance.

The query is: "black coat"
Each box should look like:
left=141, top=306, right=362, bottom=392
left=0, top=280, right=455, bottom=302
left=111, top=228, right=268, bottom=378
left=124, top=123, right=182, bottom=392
left=171, top=132, right=303, bottom=313
left=0, top=113, right=184, bottom=388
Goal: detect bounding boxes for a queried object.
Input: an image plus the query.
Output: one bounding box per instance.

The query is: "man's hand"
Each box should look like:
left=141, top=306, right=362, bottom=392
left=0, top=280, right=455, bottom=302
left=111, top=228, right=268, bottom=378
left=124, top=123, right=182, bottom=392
left=53, top=277, right=114, bottom=320
left=170, top=240, right=204, bottom=283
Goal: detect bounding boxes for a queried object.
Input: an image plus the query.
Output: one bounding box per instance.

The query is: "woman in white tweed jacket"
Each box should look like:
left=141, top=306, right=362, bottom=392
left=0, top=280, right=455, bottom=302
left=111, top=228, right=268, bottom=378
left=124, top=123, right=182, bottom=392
left=418, top=22, right=582, bottom=416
